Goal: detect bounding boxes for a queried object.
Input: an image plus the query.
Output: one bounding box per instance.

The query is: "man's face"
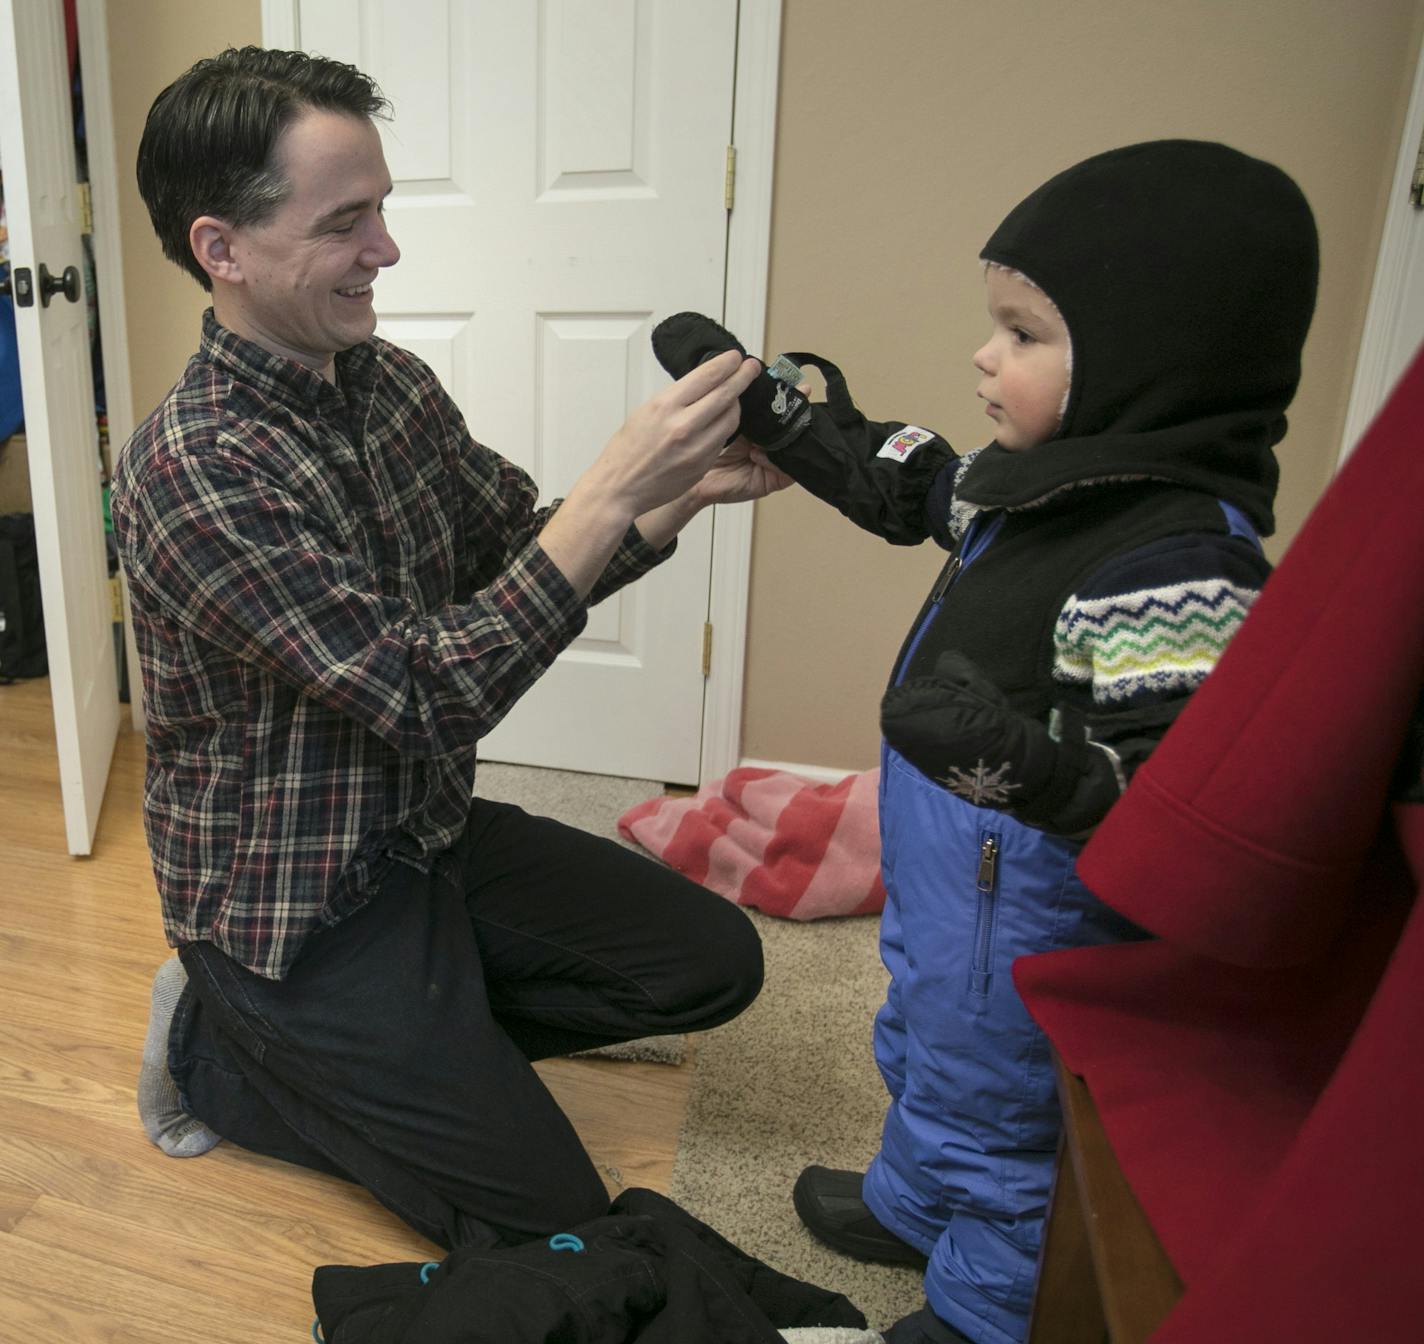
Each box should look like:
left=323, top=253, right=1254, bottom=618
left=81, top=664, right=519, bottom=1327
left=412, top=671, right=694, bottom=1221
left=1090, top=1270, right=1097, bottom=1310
left=972, top=266, right=1071, bottom=452
left=221, top=109, right=399, bottom=377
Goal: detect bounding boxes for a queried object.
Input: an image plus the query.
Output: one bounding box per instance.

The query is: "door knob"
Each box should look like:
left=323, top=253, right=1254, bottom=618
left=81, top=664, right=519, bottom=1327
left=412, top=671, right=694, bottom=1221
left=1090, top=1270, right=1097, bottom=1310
left=38, top=263, right=82, bottom=307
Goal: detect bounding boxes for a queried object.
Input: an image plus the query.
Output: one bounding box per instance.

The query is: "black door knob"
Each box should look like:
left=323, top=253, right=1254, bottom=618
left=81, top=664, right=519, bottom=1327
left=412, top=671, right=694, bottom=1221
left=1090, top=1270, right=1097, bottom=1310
left=38, top=262, right=82, bottom=307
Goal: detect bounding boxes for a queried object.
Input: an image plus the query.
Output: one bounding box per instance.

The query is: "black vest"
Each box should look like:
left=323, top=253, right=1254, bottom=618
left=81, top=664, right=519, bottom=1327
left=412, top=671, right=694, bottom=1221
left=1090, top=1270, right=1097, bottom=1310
left=893, top=483, right=1239, bottom=719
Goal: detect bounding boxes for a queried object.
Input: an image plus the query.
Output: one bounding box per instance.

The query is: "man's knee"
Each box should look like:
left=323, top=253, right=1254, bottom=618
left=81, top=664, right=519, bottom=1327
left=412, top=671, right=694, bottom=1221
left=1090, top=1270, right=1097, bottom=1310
left=690, top=899, right=764, bottom=1025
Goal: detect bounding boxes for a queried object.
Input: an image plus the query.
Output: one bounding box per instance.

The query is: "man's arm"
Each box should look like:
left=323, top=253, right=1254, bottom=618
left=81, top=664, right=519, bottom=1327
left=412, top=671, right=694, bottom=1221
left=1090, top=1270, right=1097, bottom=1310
left=114, top=349, right=763, bottom=761
left=536, top=350, right=761, bottom=596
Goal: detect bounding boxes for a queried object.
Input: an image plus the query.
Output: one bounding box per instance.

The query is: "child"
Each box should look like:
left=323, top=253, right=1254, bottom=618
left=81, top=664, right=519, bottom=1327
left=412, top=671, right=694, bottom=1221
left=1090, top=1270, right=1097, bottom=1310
left=652, top=139, right=1318, bottom=1343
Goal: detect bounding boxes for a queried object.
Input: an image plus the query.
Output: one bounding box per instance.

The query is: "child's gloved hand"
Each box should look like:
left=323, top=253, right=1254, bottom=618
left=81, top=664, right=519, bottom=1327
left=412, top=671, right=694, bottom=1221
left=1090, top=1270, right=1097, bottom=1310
left=880, top=651, right=1125, bottom=836
left=651, top=311, right=813, bottom=450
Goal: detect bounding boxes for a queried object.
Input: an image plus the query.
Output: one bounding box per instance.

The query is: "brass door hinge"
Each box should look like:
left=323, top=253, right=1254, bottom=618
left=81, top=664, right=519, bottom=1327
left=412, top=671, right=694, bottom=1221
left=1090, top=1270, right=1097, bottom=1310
left=78, top=181, right=94, bottom=235
left=724, top=145, right=737, bottom=211
left=701, top=622, right=713, bottom=678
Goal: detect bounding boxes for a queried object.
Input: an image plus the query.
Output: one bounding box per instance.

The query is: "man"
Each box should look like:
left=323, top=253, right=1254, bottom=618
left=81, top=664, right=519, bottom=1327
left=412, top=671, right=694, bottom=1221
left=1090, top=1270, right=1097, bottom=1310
left=114, top=45, right=783, bottom=1252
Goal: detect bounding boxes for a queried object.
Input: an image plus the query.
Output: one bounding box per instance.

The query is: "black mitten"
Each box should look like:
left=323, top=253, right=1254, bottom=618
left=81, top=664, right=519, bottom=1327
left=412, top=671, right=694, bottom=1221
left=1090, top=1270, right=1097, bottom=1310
left=880, top=651, right=1126, bottom=836
left=651, top=311, right=813, bottom=450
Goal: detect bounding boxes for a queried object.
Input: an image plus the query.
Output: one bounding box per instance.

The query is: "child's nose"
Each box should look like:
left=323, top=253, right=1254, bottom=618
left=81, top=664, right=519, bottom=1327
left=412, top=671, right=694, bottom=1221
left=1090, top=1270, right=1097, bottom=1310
left=972, top=340, right=995, bottom=375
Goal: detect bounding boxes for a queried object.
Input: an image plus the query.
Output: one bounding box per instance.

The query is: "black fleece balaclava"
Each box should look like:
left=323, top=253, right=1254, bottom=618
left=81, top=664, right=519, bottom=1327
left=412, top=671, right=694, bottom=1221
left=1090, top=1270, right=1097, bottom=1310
left=960, top=139, right=1319, bottom=536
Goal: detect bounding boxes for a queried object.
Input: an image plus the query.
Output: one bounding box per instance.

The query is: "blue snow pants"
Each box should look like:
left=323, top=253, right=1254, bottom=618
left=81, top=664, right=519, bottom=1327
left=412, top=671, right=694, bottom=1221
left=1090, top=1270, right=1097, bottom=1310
left=862, top=744, right=1142, bottom=1344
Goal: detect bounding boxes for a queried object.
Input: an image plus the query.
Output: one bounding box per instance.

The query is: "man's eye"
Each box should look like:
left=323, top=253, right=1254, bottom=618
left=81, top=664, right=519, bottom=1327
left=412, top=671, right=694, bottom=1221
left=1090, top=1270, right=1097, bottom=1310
left=331, top=223, right=356, bottom=236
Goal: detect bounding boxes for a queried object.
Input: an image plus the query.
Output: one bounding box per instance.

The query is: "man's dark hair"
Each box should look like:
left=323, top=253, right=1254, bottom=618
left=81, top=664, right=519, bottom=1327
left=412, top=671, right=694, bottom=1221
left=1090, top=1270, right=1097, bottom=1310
left=136, top=46, right=390, bottom=291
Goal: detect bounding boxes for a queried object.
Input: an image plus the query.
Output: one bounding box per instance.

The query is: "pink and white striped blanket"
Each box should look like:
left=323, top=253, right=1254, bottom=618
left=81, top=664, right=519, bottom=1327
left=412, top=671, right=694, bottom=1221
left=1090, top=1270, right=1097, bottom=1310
left=617, top=767, right=885, bottom=920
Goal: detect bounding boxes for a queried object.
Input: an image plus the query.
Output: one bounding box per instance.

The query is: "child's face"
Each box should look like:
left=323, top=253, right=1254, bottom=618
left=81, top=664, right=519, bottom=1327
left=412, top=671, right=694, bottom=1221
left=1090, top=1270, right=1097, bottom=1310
left=972, top=267, right=1071, bottom=451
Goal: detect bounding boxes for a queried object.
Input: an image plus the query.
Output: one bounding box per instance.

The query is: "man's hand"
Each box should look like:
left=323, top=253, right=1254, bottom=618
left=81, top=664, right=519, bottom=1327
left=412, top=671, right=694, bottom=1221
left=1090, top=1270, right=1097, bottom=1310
left=633, top=381, right=800, bottom=550
left=692, top=438, right=795, bottom=507
left=881, top=651, right=1125, bottom=836
left=539, top=349, right=760, bottom=596
left=594, top=349, right=763, bottom=518
left=692, top=379, right=808, bottom=508
left=651, top=312, right=813, bottom=451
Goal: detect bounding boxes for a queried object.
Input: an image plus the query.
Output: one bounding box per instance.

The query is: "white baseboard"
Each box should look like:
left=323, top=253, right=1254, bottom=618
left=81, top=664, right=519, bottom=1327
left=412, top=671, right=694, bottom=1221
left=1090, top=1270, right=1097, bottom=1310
left=737, top=757, right=864, bottom=785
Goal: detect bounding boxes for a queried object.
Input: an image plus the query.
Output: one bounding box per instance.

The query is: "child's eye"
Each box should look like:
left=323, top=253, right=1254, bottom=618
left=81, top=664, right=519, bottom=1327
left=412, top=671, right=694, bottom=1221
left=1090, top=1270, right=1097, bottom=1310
left=1012, top=327, right=1035, bottom=345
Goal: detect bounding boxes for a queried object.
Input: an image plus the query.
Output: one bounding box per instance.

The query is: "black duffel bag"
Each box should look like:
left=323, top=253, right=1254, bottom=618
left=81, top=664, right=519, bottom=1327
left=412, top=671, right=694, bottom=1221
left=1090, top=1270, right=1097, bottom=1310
left=0, top=512, right=47, bottom=681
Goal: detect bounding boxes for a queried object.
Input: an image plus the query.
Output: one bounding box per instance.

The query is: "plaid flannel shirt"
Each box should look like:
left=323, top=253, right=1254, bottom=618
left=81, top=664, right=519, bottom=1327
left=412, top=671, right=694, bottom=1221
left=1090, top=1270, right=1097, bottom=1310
left=112, top=311, right=665, bottom=978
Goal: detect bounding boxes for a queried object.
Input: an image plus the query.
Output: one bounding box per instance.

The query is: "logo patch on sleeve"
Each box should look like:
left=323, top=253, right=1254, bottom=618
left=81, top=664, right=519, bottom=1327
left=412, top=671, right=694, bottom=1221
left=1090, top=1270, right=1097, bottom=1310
left=877, top=426, right=935, bottom=461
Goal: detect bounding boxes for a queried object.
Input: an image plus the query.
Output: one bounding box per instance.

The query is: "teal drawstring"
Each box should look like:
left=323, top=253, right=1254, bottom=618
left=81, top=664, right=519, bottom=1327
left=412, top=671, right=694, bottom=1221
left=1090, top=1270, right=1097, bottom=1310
left=548, top=1233, right=585, bottom=1252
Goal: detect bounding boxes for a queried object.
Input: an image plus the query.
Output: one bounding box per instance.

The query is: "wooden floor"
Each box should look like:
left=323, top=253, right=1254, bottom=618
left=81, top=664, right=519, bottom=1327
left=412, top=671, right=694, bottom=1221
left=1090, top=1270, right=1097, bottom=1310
left=0, top=676, right=695, bottom=1341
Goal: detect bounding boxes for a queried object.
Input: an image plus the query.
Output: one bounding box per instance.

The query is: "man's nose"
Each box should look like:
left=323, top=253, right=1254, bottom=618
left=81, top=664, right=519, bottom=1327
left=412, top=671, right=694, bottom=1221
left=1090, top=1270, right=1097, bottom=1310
left=364, top=217, right=400, bottom=269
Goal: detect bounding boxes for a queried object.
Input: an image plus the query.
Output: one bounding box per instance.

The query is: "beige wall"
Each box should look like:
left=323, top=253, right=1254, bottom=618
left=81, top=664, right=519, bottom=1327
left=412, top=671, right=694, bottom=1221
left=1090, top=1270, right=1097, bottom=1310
left=745, top=0, right=1424, bottom=772
left=107, top=0, right=261, bottom=422
left=107, top=1, right=1423, bottom=773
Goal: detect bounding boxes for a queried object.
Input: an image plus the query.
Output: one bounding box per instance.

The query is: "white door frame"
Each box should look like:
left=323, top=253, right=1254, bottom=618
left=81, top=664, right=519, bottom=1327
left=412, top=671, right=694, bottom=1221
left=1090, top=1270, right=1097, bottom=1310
left=262, top=0, right=780, bottom=784
left=1339, top=29, right=1424, bottom=464
left=704, top=0, right=781, bottom=782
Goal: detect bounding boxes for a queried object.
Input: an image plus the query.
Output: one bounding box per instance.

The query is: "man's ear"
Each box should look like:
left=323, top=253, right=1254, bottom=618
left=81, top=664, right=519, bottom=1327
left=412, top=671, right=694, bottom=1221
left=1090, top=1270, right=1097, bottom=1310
left=189, top=216, right=242, bottom=287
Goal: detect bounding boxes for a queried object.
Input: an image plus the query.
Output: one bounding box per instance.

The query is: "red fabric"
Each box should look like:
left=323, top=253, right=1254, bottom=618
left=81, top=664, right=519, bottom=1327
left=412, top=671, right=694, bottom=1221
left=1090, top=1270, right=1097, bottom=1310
left=618, top=768, right=885, bottom=919
left=1013, top=343, right=1424, bottom=1342
left=65, top=0, right=79, bottom=77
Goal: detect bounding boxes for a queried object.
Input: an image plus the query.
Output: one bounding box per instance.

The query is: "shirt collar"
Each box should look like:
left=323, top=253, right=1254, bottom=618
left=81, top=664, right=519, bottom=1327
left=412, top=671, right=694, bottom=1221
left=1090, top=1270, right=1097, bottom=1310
left=198, top=308, right=380, bottom=415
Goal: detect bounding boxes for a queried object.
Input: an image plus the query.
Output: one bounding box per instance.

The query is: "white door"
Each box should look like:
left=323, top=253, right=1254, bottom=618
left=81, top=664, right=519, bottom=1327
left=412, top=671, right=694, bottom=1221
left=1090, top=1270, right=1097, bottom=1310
left=0, top=0, right=118, bottom=854
left=287, top=0, right=737, bottom=784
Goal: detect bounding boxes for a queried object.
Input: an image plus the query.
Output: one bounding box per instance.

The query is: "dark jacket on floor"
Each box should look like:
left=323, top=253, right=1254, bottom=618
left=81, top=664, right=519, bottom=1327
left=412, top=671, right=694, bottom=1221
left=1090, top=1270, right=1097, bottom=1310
left=311, top=1188, right=867, bottom=1342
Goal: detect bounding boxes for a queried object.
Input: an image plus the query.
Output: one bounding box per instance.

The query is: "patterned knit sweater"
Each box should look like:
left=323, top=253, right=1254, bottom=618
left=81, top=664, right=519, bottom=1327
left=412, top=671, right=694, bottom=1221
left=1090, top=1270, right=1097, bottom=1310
left=1053, top=534, right=1262, bottom=709
left=933, top=446, right=1269, bottom=720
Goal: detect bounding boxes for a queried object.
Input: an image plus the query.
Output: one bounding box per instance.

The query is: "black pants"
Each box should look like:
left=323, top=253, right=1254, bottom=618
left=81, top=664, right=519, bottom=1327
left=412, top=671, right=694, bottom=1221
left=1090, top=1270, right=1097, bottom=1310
left=169, top=797, right=763, bottom=1250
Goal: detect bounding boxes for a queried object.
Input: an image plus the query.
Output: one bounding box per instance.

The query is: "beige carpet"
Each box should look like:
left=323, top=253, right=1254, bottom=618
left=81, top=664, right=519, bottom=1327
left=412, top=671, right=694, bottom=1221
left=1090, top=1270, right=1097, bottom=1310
left=671, top=909, right=922, bottom=1333
left=473, top=762, right=921, bottom=1332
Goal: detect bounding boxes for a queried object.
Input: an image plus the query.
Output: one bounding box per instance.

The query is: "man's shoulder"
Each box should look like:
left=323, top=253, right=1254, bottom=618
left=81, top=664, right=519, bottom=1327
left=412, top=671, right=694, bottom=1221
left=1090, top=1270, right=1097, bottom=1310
left=118, top=350, right=304, bottom=492
left=119, top=357, right=220, bottom=477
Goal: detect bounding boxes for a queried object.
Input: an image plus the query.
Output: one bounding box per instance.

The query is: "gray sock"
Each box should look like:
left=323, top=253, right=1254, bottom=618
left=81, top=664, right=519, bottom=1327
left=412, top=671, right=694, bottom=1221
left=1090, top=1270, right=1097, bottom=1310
left=137, top=956, right=221, bottom=1158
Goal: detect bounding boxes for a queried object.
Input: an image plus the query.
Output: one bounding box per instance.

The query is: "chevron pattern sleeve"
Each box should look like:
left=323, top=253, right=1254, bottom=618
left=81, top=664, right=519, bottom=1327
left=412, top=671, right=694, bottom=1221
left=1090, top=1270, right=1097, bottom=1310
left=1054, top=533, right=1271, bottom=709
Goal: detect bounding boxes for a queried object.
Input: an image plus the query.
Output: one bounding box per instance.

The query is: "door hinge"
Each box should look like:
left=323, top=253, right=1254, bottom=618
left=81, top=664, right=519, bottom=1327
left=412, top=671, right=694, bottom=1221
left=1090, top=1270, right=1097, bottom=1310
left=78, top=181, right=94, bottom=235
left=724, top=145, right=737, bottom=211
left=1412, top=122, right=1424, bottom=207
left=701, top=622, right=714, bottom=678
